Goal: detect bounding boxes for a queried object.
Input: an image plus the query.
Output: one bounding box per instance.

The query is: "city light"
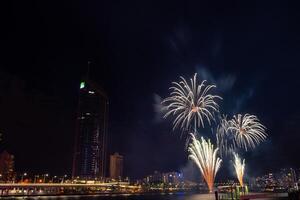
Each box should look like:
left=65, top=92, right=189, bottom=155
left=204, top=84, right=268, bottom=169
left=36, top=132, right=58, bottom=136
left=80, top=81, right=85, bottom=89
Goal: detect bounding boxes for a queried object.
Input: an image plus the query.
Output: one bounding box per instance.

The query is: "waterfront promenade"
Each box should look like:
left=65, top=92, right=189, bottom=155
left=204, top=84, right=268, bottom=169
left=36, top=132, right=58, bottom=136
left=0, top=182, right=141, bottom=196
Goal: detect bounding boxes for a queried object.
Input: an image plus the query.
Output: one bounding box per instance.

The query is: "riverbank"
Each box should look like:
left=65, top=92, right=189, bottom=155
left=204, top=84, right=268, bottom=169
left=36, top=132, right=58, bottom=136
left=0, top=191, right=289, bottom=200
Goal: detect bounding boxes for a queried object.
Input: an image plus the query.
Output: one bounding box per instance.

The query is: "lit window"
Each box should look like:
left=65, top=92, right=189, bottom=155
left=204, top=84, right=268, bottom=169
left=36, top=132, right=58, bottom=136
left=80, top=81, right=85, bottom=89
left=88, top=91, right=95, bottom=94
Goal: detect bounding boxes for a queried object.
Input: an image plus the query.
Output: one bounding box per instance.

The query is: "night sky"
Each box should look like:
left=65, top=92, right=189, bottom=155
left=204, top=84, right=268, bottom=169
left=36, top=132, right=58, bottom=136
left=1, top=1, right=300, bottom=180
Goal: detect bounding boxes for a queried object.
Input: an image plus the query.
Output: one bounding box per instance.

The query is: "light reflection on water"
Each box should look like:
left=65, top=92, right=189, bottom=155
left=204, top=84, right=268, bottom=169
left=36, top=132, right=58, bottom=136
left=3, top=193, right=216, bottom=200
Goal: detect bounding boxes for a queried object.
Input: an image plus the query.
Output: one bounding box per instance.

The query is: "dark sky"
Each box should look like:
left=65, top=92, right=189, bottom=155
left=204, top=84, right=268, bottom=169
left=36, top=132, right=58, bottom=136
left=1, top=1, right=300, bottom=179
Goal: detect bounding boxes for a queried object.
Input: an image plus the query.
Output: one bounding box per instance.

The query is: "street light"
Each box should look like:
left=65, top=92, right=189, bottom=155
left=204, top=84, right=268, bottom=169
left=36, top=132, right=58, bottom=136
left=51, top=176, right=57, bottom=183
left=21, top=172, right=27, bottom=182
left=43, top=174, right=49, bottom=183
left=61, top=175, right=67, bottom=183
left=34, top=175, right=39, bottom=183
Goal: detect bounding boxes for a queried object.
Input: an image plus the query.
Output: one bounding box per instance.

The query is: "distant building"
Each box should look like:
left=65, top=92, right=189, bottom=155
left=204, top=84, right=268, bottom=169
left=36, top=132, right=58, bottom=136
left=109, top=152, right=123, bottom=180
left=0, top=151, right=15, bottom=182
left=254, top=168, right=300, bottom=192
left=72, top=79, right=109, bottom=179
left=144, top=171, right=183, bottom=185
left=297, top=168, right=300, bottom=183
left=277, top=168, right=296, bottom=189
left=145, top=171, right=163, bottom=184
left=162, top=171, right=183, bottom=185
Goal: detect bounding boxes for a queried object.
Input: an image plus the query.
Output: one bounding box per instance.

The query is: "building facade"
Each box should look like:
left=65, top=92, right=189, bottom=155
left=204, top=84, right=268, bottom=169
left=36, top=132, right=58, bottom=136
left=72, top=79, right=109, bottom=179
left=109, top=152, right=123, bottom=180
left=0, top=151, right=15, bottom=182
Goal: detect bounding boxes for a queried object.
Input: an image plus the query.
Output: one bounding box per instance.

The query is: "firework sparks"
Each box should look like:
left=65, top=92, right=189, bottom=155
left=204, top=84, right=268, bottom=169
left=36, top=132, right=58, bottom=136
left=216, top=115, right=236, bottom=157
left=233, top=152, right=245, bottom=186
left=227, top=114, right=267, bottom=151
left=188, top=133, right=222, bottom=192
left=162, top=73, right=221, bottom=132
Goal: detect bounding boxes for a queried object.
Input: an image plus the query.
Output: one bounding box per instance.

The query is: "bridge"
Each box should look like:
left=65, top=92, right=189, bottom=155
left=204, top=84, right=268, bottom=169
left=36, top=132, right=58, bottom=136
left=0, top=182, right=142, bottom=196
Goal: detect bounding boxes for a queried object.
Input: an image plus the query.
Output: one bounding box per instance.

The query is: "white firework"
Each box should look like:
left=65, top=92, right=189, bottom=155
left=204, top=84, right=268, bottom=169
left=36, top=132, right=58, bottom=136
left=233, top=152, right=245, bottom=186
left=162, top=73, right=222, bottom=132
left=188, top=133, right=222, bottom=192
left=216, top=115, right=236, bottom=157
left=228, top=114, right=267, bottom=151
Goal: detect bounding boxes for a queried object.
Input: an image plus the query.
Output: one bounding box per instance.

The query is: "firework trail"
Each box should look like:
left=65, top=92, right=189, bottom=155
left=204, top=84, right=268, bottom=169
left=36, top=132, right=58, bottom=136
left=188, top=133, right=222, bottom=192
left=162, top=73, right=222, bottom=133
left=233, top=152, right=245, bottom=186
left=227, top=114, right=267, bottom=151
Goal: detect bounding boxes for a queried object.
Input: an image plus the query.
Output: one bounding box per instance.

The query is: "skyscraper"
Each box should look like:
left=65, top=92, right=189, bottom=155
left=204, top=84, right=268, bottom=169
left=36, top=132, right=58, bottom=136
left=109, top=152, right=123, bottom=180
left=72, top=79, right=109, bottom=179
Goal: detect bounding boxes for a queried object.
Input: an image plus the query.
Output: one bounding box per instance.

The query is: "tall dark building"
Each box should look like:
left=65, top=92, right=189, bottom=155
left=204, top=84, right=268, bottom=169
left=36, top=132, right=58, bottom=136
left=72, top=79, right=109, bottom=179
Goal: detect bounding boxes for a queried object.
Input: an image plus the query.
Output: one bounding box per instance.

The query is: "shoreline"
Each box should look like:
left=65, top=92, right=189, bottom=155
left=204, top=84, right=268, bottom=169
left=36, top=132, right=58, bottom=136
left=0, top=191, right=200, bottom=198
left=0, top=191, right=289, bottom=199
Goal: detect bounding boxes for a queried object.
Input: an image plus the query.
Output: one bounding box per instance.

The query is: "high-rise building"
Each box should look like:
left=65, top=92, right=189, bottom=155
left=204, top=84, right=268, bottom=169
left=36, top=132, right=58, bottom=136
left=0, top=151, right=15, bottom=182
left=109, top=152, right=123, bottom=180
left=72, top=79, right=109, bottom=179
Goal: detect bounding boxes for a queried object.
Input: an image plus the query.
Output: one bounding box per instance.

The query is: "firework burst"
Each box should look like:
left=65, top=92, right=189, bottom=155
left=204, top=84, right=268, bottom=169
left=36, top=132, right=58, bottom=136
left=216, top=115, right=236, bottom=157
left=233, top=152, right=245, bottom=186
left=188, top=133, right=222, bottom=192
left=227, top=114, right=267, bottom=151
left=162, top=73, right=221, bottom=132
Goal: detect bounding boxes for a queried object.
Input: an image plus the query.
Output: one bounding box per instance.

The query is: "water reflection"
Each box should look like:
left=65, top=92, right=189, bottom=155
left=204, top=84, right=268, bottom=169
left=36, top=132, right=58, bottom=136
left=4, top=193, right=215, bottom=200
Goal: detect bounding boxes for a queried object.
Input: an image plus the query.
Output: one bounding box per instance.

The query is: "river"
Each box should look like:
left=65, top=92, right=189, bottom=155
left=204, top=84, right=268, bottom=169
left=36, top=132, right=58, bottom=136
left=2, top=193, right=217, bottom=200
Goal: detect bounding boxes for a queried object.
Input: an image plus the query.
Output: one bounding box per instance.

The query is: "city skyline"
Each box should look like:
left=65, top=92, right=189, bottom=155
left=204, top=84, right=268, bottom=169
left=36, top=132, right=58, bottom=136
left=1, top=1, right=300, bottom=180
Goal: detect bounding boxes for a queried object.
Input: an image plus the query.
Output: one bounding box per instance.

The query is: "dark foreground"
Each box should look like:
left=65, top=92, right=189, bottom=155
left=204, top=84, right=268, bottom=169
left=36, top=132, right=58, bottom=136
left=1, top=192, right=289, bottom=200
